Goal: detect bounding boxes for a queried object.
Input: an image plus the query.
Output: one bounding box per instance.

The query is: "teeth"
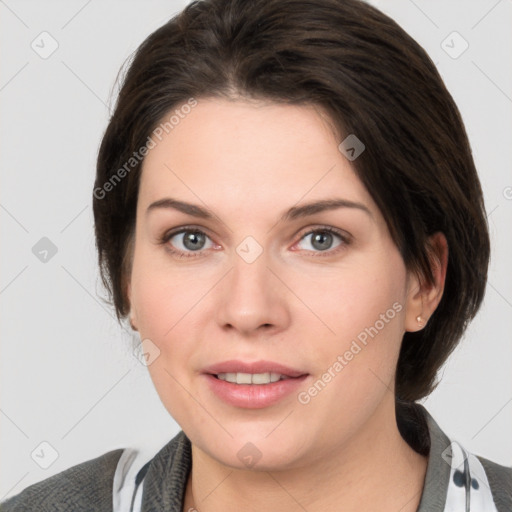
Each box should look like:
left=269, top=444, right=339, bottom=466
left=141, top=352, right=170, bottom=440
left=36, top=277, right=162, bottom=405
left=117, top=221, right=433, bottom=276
left=216, top=372, right=289, bottom=384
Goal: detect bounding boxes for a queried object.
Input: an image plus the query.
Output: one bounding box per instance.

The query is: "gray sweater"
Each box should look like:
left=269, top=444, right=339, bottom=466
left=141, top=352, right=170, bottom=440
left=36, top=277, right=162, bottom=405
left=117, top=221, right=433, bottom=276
left=1, top=403, right=511, bottom=511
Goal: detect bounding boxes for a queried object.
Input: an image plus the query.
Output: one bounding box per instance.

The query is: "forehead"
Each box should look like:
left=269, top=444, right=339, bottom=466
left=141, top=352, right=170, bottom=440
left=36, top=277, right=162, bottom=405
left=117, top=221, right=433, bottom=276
left=137, top=98, right=377, bottom=220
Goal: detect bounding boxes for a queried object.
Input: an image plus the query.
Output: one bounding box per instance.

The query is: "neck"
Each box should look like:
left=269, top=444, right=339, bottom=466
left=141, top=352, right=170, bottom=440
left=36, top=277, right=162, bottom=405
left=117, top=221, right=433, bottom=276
left=182, top=397, right=428, bottom=512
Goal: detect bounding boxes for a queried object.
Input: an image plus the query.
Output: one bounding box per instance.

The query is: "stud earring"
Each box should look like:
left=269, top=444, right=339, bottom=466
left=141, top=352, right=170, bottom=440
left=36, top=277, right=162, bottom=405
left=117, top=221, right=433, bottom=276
left=416, top=315, right=425, bottom=328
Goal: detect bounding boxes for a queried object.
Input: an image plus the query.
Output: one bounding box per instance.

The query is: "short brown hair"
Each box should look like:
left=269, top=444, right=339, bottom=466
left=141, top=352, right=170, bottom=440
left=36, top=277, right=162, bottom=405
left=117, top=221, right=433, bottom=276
left=93, top=0, right=490, bottom=403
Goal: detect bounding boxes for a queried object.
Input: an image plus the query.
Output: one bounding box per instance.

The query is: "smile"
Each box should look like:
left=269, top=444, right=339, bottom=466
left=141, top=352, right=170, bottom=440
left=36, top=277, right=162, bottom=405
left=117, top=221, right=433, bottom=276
left=215, top=372, right=291, bottom=384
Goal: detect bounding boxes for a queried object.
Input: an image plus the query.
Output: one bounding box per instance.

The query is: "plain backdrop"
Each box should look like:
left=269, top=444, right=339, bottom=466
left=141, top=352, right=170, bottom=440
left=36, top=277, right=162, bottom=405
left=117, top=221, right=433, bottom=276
left=1, top=0, right=511, bottom=501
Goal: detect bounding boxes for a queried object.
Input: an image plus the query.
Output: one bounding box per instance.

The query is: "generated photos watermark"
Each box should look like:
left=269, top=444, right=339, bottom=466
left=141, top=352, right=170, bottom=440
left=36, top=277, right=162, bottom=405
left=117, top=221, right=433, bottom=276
left=297, top=301, right=403, bottom=404
left=94, top=97, right=198, bottom=200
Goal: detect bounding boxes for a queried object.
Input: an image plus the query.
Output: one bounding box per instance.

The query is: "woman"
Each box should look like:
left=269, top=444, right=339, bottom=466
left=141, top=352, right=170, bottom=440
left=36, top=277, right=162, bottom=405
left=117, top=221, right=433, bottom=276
left=2, top=0, right=510, bottom=511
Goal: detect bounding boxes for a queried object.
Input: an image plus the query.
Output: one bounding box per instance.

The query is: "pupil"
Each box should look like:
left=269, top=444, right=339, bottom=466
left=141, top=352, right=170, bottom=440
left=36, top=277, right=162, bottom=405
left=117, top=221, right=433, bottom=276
left=312, top=231, right=332, bottom=251
left=184, top=231, right=204, bottom=250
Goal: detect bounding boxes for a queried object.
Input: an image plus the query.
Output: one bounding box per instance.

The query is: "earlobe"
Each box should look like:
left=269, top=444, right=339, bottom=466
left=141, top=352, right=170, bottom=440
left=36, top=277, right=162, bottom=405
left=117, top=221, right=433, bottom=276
left=405, top=232, right=449, bottom=332
left=415, top=315, right=426, bottom=328
left=126, top=282, right=138, bottom=332
left=129, top=308, right=138, bottom=332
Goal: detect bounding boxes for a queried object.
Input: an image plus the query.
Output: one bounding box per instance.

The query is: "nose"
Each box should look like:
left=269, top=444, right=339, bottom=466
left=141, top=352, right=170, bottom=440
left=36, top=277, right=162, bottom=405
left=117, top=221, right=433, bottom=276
left=215, top=248, right=291, bottom=338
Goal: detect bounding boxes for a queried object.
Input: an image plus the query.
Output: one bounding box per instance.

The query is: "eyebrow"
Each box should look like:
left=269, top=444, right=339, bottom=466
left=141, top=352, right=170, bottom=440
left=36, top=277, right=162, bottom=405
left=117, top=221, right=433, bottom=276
left=146, top=197, right=373, bottom=222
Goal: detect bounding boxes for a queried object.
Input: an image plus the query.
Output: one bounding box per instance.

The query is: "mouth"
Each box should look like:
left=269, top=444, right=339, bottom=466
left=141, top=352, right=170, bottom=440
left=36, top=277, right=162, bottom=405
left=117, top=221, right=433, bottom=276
left=202, top=365, right=309, bottom=409
left=210, top=372, right=301, bottom=385
left=201, top=360, right=309, bottom=408
left=202, top=359, right=308, bottom=383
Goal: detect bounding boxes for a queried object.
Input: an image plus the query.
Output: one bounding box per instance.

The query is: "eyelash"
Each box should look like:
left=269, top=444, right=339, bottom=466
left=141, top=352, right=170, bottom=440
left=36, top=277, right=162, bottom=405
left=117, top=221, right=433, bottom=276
left=158, top=225, right=352, bottom=259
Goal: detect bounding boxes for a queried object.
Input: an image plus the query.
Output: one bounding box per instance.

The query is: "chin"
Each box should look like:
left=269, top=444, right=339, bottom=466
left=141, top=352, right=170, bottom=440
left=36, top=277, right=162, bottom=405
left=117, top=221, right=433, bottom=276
left=194, top=428, right=311, bottom=471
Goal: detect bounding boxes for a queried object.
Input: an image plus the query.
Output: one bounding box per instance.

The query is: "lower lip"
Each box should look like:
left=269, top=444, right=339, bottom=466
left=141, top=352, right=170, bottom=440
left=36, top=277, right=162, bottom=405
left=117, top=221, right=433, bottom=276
left=203, top=374, right=309, bottom=409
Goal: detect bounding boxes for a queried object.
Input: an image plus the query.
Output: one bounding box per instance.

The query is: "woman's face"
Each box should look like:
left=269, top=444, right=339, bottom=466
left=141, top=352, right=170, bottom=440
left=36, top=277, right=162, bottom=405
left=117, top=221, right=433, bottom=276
left=127, top=97, right=424, bottom=470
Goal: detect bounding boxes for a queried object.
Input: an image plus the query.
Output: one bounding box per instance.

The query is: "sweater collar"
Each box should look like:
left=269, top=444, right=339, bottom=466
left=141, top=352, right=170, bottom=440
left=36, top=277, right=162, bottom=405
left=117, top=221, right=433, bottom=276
left=140, top=402, right=451, bottom=512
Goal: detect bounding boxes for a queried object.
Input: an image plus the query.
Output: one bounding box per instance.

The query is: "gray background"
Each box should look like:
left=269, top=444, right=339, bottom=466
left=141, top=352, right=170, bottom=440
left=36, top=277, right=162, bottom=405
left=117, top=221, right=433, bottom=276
left=1, top=0, right=511, bottom=500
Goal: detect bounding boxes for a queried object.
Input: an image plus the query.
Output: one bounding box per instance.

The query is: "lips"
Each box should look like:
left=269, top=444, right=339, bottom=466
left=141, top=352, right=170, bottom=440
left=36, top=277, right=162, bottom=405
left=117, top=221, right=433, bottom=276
left=202, top=359, right=308, bottom=378
left=203, top=370, right=309, bottom=408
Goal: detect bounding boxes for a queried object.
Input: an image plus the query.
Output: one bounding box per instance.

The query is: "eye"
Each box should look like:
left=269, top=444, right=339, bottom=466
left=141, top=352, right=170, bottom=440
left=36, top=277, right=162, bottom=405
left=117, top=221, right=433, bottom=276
left=160, top=227, right=216, bottom=258
left=294, top=227, right=350, bottom=256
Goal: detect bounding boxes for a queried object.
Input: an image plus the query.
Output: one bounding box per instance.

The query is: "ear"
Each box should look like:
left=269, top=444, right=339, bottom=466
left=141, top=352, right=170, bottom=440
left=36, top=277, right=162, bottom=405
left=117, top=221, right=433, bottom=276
left=126, top=281, right=138, bottom=332
left=404, top=232, right=448, bottom=332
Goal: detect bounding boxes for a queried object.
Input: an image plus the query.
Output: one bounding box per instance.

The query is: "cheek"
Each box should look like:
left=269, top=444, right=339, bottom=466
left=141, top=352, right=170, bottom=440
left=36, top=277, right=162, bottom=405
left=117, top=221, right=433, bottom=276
left=129, top=251, right=203, bottom=420
left=300, top=262, right=405, bottom=345
left=130, top=244, right=204, bottom=338
left=301, top=256, right=407, bottom=403
left=294, top=271, right=406, bottom=423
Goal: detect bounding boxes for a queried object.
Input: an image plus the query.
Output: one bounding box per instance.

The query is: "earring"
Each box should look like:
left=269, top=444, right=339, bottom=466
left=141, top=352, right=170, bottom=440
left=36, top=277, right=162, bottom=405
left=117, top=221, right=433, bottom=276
left=416, top=315, right=425, bottom=328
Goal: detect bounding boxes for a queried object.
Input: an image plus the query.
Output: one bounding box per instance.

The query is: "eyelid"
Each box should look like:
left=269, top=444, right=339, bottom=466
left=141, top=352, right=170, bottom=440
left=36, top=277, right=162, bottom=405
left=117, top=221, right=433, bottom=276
left=290, top=225, right=352, bottom=256
left=295, top=224, right=352, bottom=244
left=159, top=225, right=219, bottom=256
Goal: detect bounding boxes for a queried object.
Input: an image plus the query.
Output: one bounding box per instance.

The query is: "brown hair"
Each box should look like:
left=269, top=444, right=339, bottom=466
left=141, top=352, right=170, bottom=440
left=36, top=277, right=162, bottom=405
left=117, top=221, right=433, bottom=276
left=93, top=0, right=490, bottom=403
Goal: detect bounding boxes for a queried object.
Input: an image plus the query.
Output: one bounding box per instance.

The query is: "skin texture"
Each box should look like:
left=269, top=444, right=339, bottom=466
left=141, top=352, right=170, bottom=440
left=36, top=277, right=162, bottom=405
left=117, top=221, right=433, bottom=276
left=127, top=98, right=448, bottom=512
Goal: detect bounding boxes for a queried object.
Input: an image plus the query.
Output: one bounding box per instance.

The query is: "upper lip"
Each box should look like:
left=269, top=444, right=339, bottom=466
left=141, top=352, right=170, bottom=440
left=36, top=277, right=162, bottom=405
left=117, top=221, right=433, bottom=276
left=202, top=360, right=308, bottom=378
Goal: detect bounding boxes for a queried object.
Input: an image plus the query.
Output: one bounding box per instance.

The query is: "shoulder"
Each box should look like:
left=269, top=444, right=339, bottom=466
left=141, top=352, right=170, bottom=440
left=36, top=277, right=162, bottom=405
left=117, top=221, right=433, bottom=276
left=0, top=448, right=124, bottom=511
left=476, top=454, right=512, bottom=512
left=441, top=435, right=511, bottom=512
left=113, top=432, right=190, bottom=512
left=403, top=402, right=511, bottom=511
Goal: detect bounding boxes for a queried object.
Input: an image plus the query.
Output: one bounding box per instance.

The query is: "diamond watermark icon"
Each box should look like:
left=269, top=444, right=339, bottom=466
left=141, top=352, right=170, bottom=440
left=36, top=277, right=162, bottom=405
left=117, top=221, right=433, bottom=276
left=31, top=31, right=59, bottom=59
left=441, top=31, right=469, bottom=59
left=236, top=236, right=263, bottom=264
left=441, top=441, right=467, bottom=470
left=32, top=237, right=58, bottom=263
left=133, top=338, right=161, bottom=366
left=31, top=441, right=59, bottom=469
left=237, top=442, right=263, bottom=468
left=338, top=134, right=365, bottom=161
